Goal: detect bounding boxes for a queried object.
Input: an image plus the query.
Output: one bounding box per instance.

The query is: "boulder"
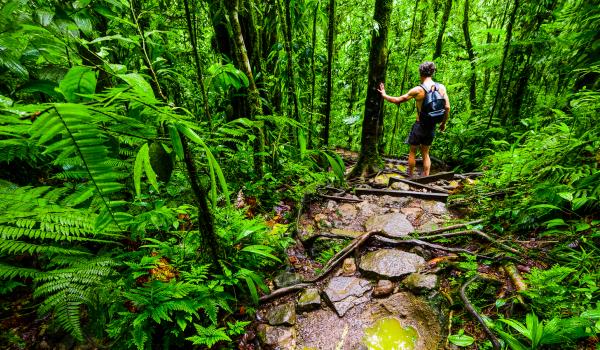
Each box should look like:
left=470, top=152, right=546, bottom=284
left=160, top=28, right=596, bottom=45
left=391, top=181, right=410, bottom=191
left=324, top=276, right=372, bottom=316
left=421, top=200, right=448, bottom=216
left=266, top=302, right=296, bottom=326
left=297, top=288, right=321, bottom=312
left=365, top=213, right=414, bottom=237
left=359, top=249, right=425, bottom=279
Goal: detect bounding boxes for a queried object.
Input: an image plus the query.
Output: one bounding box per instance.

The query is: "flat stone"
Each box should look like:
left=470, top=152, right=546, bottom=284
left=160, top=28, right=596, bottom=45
left=372, top=280, right=394, bottom=298
left=364, top=213, right=414, bottom=237
left=324, top=276, right=372, bottom=316
left=257, top=324, right=296, bottom=349
left=297, top=288, right=321, bottom=312
left=326, top=200, right=337, bottom=210
left=421, top=200, right=448, bottom=216
left=330, top=228, right=364, bottom=238
left=359, top=249, right=425, bottom=279
left=266, top=302, right=296, bottom=326
left=403, top=273, right=438, bottom=293
left=274, top=272, right=303, bottom=288
left=338, top=203, right=358, bottom=219
left=391, top=182, right=410, bottom=191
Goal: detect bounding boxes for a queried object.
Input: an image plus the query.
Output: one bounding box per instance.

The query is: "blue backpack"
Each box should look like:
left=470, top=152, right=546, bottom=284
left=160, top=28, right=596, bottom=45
left=419, top=83, right=446, bottom=124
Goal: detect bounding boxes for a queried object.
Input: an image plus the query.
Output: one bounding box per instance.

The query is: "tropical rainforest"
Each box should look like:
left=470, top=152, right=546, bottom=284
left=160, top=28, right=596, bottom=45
left=0, top=0, right=598, bottom=349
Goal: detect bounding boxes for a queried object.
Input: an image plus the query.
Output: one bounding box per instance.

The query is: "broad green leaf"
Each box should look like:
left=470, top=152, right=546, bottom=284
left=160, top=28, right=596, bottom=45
left=58, top=66, right=97, bottom=102
left=240, top=245, right=281, bottom=262
left=133, top=144, right=146, bottom=196
left=118, top=73, right=154, bottom=100
left=447, top=333, right=474, bottom=347
left=168, top=125, right=184, bottom=160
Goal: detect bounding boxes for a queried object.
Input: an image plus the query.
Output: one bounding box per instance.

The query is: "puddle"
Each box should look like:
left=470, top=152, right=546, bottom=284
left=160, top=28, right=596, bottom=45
left=362, top=317, right=418, bottom=350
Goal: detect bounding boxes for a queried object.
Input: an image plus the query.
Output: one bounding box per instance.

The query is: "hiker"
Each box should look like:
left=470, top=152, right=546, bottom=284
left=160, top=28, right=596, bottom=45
left=378, top=61, right=450, bottom=177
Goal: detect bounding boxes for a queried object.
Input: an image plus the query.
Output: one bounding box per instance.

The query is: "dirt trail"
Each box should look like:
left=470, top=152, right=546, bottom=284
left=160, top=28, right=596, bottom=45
left=252, top=152, right=480, bottom=350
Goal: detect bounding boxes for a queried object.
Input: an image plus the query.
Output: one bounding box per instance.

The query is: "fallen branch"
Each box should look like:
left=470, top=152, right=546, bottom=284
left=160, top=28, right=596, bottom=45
left=353, top=187, right=449, bottom=201
left=459, top=275, right=502, bottom=350
left=502, top=262, right=527, bottom=304
left=389, top=177, right=449, bottom=194
left=411, top=171, right=455, bottom=184
left=416, top=220, right=484, bottom=235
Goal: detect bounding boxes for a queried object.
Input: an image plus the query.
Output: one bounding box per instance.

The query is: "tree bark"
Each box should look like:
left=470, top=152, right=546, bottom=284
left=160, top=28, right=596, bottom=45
left=225, top=0, right=265, bottom=176
left=487, top=0, right=519, bottom=128
left=348, top=0, right=393, bottom=178
left=433, top=0, right=452, bottom=60
left=277, top=0, right=301, bottom=124
left=183, top=0, right=211, bottom=125
left=309, top=2, right=319, bottom=148
left=322, top=0, right=336, bottom=147
left=462, top=0, right=477, bottom=109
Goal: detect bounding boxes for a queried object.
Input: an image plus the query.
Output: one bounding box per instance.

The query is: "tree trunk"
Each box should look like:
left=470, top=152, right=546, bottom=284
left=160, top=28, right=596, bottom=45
left=487, top=0, right=519, bottom=128
left=225, top=0, right=265, bottom=176
left=462, top=0, right=477, bottom=109
left=183, top=0, right=211, bottom=125
left=348, top=0, right=393, bottom=178
left=277, top=0, right=301, bottom=124
left=433, top=0, right=452, bottom=60
left=322, top=0, right=336, bottom=147
left=309, top=2, right=319, bottom=149
left=481, top=31, right=492, bottom=105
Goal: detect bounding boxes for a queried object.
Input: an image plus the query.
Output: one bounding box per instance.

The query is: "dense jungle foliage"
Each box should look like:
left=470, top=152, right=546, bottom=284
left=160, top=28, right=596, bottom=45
left=0, top=0, right=598, bottom=348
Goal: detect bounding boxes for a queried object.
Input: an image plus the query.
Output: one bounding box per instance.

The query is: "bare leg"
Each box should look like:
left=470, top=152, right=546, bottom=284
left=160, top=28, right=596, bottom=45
left=408, top=145, right=418, bottom=177
left=420, top=145, right=431, bottom=176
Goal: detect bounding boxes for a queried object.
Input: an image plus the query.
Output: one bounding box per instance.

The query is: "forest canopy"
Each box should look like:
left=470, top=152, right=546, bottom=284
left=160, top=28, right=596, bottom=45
left=0, top=0, right=598, bottom=348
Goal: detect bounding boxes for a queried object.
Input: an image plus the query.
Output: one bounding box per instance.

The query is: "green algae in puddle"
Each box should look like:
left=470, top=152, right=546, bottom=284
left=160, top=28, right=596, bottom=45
left=362, top=317, right=418, bottom=350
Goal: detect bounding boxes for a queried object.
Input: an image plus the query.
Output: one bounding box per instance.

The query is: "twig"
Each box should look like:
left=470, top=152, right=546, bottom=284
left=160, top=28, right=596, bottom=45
left=459, top=275, right=502, bottom=350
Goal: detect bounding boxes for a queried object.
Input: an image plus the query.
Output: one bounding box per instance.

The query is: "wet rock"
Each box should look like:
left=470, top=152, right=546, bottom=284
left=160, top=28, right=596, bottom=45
left=324, top=276, right=372, bottom=316
left=266, top=302, right=296, bottom=326
left=297, top=288, right=321, bottom=312
left=342, top=258, right=357, bottom=276
left=359, top=249, right=425, bottom=279
left=373, top=173, right=395, bottom=187
left=421, top=200, right=448, bottom=216
left=257, top=324, right=296, bottom=349
left=391, top=181, right=410, bottom=191
left=274, top=272, right=303, bottom=288
left=298, top=223, right=316, bottom=242
left=372, top=280, right=394, bottom=298
left=403, top=273, right=438, bottom=293
left=338, top=203, right=358, bottom=219
left=327, top=200, right=337, bottom=210
left=364, top=213, right=414, bottom=237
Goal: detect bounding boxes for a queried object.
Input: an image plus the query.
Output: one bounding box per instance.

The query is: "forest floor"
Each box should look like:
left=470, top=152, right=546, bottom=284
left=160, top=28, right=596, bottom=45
left=249, top=150, right=532, bottom=350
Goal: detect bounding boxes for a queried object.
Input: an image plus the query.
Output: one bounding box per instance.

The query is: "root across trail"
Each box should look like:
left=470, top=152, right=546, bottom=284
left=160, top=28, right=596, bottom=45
left=253, top=151, right=531, bottom=350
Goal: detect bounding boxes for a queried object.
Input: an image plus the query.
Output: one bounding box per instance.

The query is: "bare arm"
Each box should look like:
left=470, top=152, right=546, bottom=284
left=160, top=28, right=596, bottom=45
left=378, top=83, right=420, bottom=104
left=440, top=85, right=450, bottom=131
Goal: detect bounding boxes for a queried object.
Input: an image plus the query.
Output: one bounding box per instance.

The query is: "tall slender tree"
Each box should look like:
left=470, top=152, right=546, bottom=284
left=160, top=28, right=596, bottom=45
left=487, top=0, right=520, bottom=127
left=322, top=0, right=336, bottom=147
left=348, top=0, right=393, bottom=178
left=225, top=0, right=265, bottom=175
left=462, top=0, right=477, bottom=109
left=433, top=0, right=452, bottom=60
left=277, top=0, right=301, bottom=124
left=183, top=0, right=211, bottom=124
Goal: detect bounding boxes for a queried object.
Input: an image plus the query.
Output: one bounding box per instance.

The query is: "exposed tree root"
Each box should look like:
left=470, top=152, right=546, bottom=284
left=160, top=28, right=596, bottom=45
left=459, top=275, right=502, bottom=350
left=317, top=194, right=362, bottom=202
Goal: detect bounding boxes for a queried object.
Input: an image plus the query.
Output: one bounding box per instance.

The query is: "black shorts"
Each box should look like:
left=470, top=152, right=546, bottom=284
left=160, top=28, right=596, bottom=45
left=406, top=122, right=435, bottom=146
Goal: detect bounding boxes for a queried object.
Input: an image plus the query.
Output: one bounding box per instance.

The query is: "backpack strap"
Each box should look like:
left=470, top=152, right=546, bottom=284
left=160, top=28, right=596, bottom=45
left=419, top=84, right=428, bottom=93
